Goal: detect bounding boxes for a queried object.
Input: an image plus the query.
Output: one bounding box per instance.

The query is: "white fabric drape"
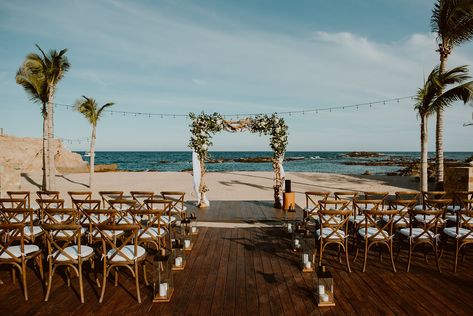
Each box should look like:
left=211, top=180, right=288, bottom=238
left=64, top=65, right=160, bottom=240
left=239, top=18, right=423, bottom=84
left=192, top=151, right=201, bottom=202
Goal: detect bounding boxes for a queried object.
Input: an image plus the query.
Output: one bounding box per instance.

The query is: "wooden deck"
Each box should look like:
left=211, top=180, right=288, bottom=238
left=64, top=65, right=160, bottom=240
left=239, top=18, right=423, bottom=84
left=1, top=201, right=473, bottom=315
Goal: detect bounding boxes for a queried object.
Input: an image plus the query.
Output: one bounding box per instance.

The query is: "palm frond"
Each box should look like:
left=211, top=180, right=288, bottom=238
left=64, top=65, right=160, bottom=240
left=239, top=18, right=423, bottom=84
left=96, top=102, right=114, bottom=120
left=74, top=96, right=113, bottom=126
left=432, top=80, right=473, bottom=110
left=431, top=0, right=473, bottom=46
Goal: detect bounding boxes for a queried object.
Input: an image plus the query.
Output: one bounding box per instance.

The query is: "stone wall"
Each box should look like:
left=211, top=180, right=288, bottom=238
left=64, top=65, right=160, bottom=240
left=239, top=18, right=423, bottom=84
left=444, top=166, right=473, bottom=194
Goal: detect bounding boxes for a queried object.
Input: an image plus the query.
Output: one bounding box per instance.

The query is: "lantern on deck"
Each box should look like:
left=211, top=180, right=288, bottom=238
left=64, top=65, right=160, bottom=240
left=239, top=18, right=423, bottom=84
left=189, top=213, right=199, bottom=235
left=316, top=265, right=335, bottom=307
left=284, top=205, right=297, bottom=234
left=171, top=240, right=186, bottom=271
left=301, top=230, right=315, bottom=272
left=152, top=249, right=174, bottom=302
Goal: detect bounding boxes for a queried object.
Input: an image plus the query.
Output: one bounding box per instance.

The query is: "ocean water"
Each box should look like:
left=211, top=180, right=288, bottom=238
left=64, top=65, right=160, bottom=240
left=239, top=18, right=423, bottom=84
left=77, top=151, right=472, bottom=175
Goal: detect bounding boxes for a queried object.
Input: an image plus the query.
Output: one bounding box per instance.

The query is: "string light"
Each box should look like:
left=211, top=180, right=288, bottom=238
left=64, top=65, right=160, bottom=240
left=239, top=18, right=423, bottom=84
left=52, top=95, right=414, bottom=120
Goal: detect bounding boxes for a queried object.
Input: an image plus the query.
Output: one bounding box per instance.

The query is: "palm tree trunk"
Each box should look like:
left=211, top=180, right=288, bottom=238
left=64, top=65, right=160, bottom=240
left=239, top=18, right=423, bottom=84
left=42, top=105, right=48, bottom=190
left=435, top=53, right=447, bottom=189
left=47, top=89, right=56, bottom=190
left=89, top=126, right=96, bottom=188
left=420, top=114, right=429, bottom=197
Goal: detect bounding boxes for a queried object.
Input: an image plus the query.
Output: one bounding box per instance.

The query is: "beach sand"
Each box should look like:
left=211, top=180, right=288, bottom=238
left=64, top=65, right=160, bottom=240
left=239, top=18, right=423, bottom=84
left=19, top=171, right=418, bottom=207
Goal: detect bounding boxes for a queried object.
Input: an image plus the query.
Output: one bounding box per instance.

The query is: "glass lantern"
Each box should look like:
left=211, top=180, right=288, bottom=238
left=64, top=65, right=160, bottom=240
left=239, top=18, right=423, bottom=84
left=180, top=217, right=191, bottom=236
left=291, top=220, right=307, bottom=252
left=301, top=232, right=315, bottom=272
left=284, top=205, right=297, bottom=234
left=171, top=240, right=186, bottom=271
left=152, top=249, right=174, bottom=303
left=316, top=265, right=335, bottom=307
left=189, top=212, right=199, bottom=235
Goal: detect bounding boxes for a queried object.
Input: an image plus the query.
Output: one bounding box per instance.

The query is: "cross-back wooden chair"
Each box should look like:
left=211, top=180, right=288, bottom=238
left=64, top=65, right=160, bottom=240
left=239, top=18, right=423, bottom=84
left=303, top=191, right=330, bottom=223
left=109, top=199, right=137, bottom=225
left=316, top=199, right=351, bottom=272
left=37, top=191, right=60, bottom=200
left=334, top=191, right=359, bottom=209
left=442, top=200, right=473, bottom=272
left=145, top=198, right=176, bottom=225
left=99, top=191, right=124, bottom=209
left=0, top=223, right=43, bottom=301
left=42, top=223, right=95, bottom=303
left=0, top=204, right=43, bottom=243
left=388, top=193, right=418, bottom=230
left=7, top=191, right=31, bottom=209
left=96, top=223, right=147, bottom=303
left=81, top=209, right=120, bottom=245
left=130, top=208, right=169, bottom=250
left=68, top=191, right=92, bottom=207
left=355, top=205, right=398, bottom=272
left=160, top=191, right=187, bottom=219
left=130, top=191, right=155, bottom=210
left=398, top=207, right=443, bottom=272
left=37, top=198, right=65, bottom=221
left=445, top=191, right=473, bottom=225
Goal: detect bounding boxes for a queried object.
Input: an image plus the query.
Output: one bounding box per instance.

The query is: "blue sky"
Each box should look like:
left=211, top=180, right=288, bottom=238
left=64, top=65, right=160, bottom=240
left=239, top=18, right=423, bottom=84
left=0, top=0, right=472, bottom=151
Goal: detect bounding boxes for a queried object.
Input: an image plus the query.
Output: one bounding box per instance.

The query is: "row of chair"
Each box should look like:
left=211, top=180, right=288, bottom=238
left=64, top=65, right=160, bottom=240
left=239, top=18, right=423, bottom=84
left=0, top=190, right=191, bottom=303
left=300, top=190, right=473, bottom=273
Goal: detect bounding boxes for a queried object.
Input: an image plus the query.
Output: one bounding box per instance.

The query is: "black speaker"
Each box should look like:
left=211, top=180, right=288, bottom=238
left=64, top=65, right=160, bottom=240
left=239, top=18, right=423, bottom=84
left=285, top=179, right=291, bottom=193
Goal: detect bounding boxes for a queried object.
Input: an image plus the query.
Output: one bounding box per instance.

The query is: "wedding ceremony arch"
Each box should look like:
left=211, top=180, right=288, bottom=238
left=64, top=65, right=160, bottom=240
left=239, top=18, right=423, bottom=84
left=189, top=112, right=288, bottom=208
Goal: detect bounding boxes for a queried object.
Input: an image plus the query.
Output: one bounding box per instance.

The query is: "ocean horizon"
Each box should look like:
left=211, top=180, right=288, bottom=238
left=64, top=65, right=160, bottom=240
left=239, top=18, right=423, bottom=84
left=76, top=151, right=472, bottom=175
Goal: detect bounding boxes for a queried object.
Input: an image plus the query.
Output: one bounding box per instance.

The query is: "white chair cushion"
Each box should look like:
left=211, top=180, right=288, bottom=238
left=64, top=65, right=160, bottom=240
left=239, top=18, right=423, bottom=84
left=316, top=227, right=346, bottom=240
left=357, top=204, right=375, bottom=211
left=383, top=215, right=409, bottom=225
left=304, top=207, right=317, bottom=213
left=117, top=215, right=135, bottom=224
left=54, top=227, right=87, bottom=238
left=399, top=227, right=436, bottom=239
left=358, top=227, right=390, bottom=240
left=414, top=215, right=443, bottom=225
left=413, top=205, right=424, bottom=211
left=138, top=227, right=167, bottom=238
left=8, top=213, right=39, bottom=223
left=24, top=225, right=43, bottom=237
left=81, top=215, right=109, bottom=224
left=53, top=245, right=94, bottom=261
left=0, top=244, right=40, bottom=259
left=93, top=229, right=124, bottom=239
left=446, top=205, right=462, bottom=212
left=443, top=227, right=473, bottom=239
left=174, top=205, right=187, bottom=212
left=160, top=215, right=177, bottom=225
left=107, top=245, right=146, bottom=262
left=348, top=215, right=365, bottom=224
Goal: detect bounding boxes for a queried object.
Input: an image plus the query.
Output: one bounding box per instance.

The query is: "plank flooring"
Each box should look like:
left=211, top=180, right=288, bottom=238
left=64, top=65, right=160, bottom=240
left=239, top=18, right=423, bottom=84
left=1, top=201, right=473, bottom=315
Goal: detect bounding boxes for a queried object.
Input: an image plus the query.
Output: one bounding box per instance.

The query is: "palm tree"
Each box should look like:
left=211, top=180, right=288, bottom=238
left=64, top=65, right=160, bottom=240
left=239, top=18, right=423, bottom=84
left=74, top=96, right=114, bottom=188
left=431, top=0, right=473, bottom=187
left=415, top=65, right=473, bottom=194
left=15, top=45, right=70, bottom=190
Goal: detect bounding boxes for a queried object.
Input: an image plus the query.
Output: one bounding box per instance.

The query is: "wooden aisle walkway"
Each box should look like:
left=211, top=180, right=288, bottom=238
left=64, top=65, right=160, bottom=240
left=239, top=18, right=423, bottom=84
left=1, top=202, right=473, bottom=315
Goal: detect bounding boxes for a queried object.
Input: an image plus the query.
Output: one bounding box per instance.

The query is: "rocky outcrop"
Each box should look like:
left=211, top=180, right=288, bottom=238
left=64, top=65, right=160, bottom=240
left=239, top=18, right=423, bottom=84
left=342, top=151, right=384, bottom=158
left=0, top=135, right=88, bottom=174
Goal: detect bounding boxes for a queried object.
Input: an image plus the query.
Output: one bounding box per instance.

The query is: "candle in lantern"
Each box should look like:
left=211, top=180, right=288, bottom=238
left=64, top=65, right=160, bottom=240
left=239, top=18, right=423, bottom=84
left=302, top=253, right=309, bottom=264
left=191, top=226, right=197, bottom=233
left=294, top=239, right=300, bottom=247
left=305, top=261, right=312, bottom=269
left=287, top=223, right=292, bottom=233
left=320, top=293, right=329, bottom=302
left=184, top=239, right=191, bottom=249
left=318, top=284, right=325, bottom=295
left=159, top=282, right=168, bottom=297
left=175, top=256, right=182, bottom=267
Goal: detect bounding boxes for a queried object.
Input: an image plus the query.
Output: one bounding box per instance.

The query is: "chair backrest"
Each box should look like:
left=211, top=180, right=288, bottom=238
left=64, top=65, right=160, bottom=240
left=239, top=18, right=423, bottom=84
left=109, top=199, right=137, bottom=224
left=0, top=223, right=26, bottom=262
left=130, top=191, right=155, bottom=210
left=130, top=208, right=167, bottom=248
left=99, top=191, right=124, bottom=209
left=7, top=191, right=31, bottom=209
left=37, top=198, right=65, bottom=210
left=317, top=201, right=351, bottom=239
left=363, top=191, right=389, bottom=201
left=96, top=224, right=140, bottom=262
left=409, top=207, right=444, bottom=237
left=68, top=191, right=92, bottom=206
left=460, top=198, right=473, bottom=211
left=37, top=191, right=60, bottom=200
left=395, top=191, right=419, bottom=201
left=305, top=192, right=330, bottom=212
left=454, top=191, right=473, bottom=207
left=422, top=191, right=446, bottom=202
left=363, top=207, right=398, bottom=239
left=160, top=191, right=186, bottom=212
left=144, top=198, right=172, bottom=213
left=425, top=198, right=452, bottom=213
left=333, top=191, right=358, bottom=209
left=0, top=198, right=27, bottom=210
left=40, top=207, right=76, bottom=226
left=42, top=223, right=83, bottom=261
left=353, top=199, right=384, bottom=215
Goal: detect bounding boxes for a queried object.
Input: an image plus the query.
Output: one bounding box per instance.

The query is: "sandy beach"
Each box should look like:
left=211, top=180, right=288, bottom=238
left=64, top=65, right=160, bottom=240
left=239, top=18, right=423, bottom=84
left=19, top=171, right=418, bottom=207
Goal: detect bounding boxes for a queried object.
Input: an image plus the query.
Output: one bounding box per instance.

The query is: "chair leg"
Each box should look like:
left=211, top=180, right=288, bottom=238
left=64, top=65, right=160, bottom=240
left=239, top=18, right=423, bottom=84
left=99, top=263, right=107, bottom=303
left=453, top=241, right=459, bottom=273
left=21, top=263, right=28, bottom=301
left=12, top=268, right=16, bottom=285
left=143, top=263, right=149, bottom=286
left=389, top=240, right=396, bottom=273
left=135, top=262, right=141, bottom=304
left=79, top=263, right=84, bottom=304
left=406, top=242, right=412, bottom=272
left=344, top=241, right=351, bottom=273
left=362, top=240, right=368, bottom=273
left=37, top=255, right=44, bottom=281
left=434, top=242, right=441, bottom=273
left=114, top=268, right=118, bottom=287
left=45, top=262, right=53, bottom=302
